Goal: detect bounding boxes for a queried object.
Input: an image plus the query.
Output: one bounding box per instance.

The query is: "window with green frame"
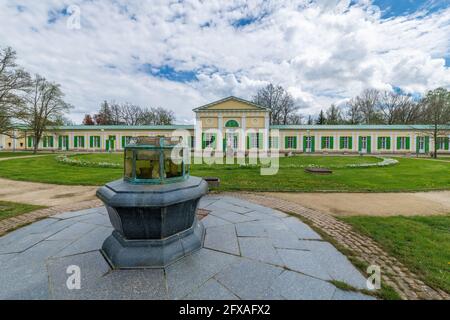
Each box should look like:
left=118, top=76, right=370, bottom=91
left=437, top=137, right=449, bottom=150
left=339, top=136, right=352, bottom=149
left=284, top=136, right=297, bottom=149
left=377, top=137, right=391, bottom=150
left=321, top=136, right=334, bottom=149
left=89, top=136, right=101, bottom=148
left=396, top=136, right=410, bottom=150
left=27, top=136, right=34, bottom=148
left=122, top=136, right=132, bottom=148
left=225, top=119, right=239, bottom=127
left=43, top=136, right=54, bottom=148
left=74, top=136, right=85, bottom=148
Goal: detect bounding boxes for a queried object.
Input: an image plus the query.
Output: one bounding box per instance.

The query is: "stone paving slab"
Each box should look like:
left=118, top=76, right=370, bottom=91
left=204, top=224, right=240, bottom=255
left=0, top=195, right=375, bottom=300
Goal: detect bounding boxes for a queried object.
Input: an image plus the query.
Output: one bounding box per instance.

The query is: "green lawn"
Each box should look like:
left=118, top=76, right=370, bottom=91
left=0, top=201, right=46, bottom=221
left=341, top=215, right=450, bottom=294
left=0, top=155, right=122, bottom=185
left=70, top=153, right=123, bottom=165
left=0, top=154, right=448, bottom=191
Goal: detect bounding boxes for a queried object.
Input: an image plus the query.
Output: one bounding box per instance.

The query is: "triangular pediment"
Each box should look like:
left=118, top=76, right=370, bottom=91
left=193, top=96, right=270, bottom=112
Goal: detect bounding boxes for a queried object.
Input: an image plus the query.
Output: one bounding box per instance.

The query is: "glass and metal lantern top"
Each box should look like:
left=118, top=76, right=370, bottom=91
left=124, top=136, right=188, bottom=184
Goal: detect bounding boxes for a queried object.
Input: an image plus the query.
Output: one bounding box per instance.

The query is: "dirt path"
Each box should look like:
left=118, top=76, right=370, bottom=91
left=0, top=173, right=449, bottom=216
left=0, top=178, right=97, bottom=207
left=262, top=191, right=450, bottom=216
left=0, top=154, right=51, bottom=161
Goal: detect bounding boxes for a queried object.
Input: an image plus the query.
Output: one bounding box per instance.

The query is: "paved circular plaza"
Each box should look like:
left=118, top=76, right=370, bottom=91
left=0, top=196, right=374, bottom=300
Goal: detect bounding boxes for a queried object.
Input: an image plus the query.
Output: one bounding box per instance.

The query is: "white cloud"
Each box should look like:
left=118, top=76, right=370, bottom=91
left=0, top=0, right=448, bottom=123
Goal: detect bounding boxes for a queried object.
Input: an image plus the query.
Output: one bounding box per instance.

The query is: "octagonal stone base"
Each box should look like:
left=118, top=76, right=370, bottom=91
left=102, top=219, right=205, bottom=269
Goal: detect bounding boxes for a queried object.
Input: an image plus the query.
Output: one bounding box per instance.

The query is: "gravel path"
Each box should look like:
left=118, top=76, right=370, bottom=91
left=262, top=191, right=450, bottom=216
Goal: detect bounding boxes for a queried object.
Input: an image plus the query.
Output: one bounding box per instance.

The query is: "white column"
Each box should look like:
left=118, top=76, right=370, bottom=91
left=217, top=113, right=223, bottom=152
left=194, top=115, right=202, bottom=156
left=69, top=132, right=74, bottom=150
left=240, top=115, right=246, bottom=152
left=13, top=129, right=16, bottom=151
left=264, top=115, right=270, bottom=151
left=334, top=133, right=338, bottom=151
left=373, top=134, right=377, bottom=153
left=391, top=133, right=394, bottom=153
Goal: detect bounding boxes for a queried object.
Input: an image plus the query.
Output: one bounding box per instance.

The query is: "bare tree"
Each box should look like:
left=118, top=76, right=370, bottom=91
left=377, top=91, right=421, bottom=124
left=121, top=103, right=143, bottom=125
left=345, top=98, right=363, bottom=124
left=109, top=102, right=124, bottom=125
left=253, top=84, right=300, bottom=125
left=150, top=107, right=175, bottom=125
left=325, top=104, right=343, bottom=124
left=19, top=75, right=71, bottom=153
left=0, top=47, right=31, bottom=135
left=418, top=88, right=450, bottom=158
left=354, top=89, right=383, bottom=124
left=82, top=114, right=95, bottom=125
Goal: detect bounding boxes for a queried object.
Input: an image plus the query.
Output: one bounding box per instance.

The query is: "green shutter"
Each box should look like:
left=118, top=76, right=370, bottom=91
left=386, top=137, right=391, bottom=150
left=223, top=138, right=226, bottom=152
left=425, top=136, right=430, bottom=153
left=406, top=137, right=410, bottom=150
left=292, top=136, right=297, bottom=149
left=339, top=137, right=344, bottom=149
left=358, top=137, right=362, bottom=152
left=321, top=137, right=325, bottom=149
left=247, top=135, right=250, bottom=149
left=330, top=137, right=334, bottom=149
left=49, top=136, right=54, bottom=147
left=349, top=137, right=353, bottom=150
left=416, top=137, right=420, bottom=153
left=90, top=136, right=94, bottom=148
left=303, top=136, right=307, bottom=152
left=377, top=137, right=382, bottom=150
left=58, top=136, right=62, bottom=150
left=367, top=136, right=371, bottom=153
left=43, top=137, right=47, bottom=148
left=445, top=137, right=449, bottom=150
left=74, top=136, right=78, bottom=148
left=122, top=136, right=126, bottom=148
left=202, top=133, right=205, bottom=149
left=397, top=137, right=401, bottom=150
left=212, top=134, right=217, bottom=149
left=81, top=136, right=85, bottom=148
left=284, top=137, right=288, bottom=149
left=311, top=136, right=315, bottom=152
left=258, top=133, right=263, bottom=149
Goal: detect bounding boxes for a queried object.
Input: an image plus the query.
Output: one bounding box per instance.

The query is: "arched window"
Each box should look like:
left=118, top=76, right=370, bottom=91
left=225, top=120, right=239, bottom=128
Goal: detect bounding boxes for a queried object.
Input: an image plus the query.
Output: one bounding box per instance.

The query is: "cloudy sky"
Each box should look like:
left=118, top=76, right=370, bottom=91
left=0, top=0, right=449, bottom=124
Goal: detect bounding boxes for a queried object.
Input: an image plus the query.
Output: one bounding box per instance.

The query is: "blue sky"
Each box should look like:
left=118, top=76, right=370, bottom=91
left=373, top=0, right=449, bottom=18
left=0, top=0, right=449, bottom=124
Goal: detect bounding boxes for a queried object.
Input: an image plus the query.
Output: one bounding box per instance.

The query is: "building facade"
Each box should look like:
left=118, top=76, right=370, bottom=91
left=1, top=96, right=449, bottom=155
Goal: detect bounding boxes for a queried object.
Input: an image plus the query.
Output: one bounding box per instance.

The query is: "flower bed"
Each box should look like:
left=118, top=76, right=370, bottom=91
left=56, top=154, right=122, bottom=168
left=346, top=157, right=398, bottom=168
